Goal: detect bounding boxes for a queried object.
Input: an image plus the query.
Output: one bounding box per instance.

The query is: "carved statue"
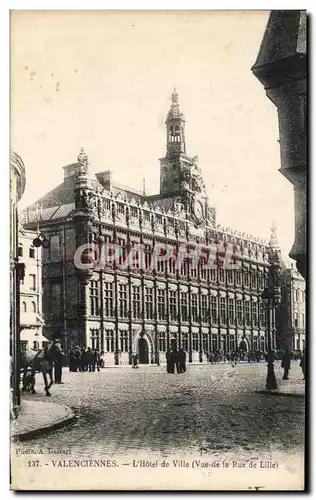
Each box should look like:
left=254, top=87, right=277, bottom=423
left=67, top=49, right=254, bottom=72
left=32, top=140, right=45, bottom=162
left=173, top=198, right=184, bottom=216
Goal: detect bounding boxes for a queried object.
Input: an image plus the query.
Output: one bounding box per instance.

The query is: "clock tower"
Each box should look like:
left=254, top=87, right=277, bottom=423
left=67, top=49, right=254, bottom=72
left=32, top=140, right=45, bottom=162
left=159, top=89, right=215, bottom=227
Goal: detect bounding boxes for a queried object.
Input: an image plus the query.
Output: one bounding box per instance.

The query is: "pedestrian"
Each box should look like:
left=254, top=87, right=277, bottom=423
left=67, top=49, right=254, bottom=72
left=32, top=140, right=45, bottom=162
left=86, top=347, right=94, bottom=372
left=281, top=345, right=291, bottom=380
left=166, top=350, right=174, bottom=373
left=94, top=350, right=100, bottom=372
left=178, top=348, right=186, bottom=373
left=53, top=339, right=64, bottom=384
left=81, top=347, right=87, bottom=371
left=132, top=354, right=139, bottom=369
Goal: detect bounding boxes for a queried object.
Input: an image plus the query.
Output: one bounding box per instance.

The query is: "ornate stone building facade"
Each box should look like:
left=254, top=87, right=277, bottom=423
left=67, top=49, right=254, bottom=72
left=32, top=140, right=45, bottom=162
left=24, top=92, right=275, bottom=365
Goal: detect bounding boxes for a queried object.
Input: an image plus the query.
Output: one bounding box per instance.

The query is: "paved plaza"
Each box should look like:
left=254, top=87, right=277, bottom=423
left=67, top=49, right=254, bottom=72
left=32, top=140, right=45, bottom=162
left=14, top=361, right=305, bottom=463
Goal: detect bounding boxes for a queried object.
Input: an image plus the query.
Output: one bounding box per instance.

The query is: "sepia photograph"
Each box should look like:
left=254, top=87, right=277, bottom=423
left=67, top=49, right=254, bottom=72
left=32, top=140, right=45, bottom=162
left=9, top=9, right=307, bottom=491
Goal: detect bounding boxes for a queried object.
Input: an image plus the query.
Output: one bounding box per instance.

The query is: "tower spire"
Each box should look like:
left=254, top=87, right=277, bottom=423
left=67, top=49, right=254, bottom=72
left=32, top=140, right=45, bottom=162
left=269, top=220, right=280, bottom=250
left=165, top=89, right=186, bottom=155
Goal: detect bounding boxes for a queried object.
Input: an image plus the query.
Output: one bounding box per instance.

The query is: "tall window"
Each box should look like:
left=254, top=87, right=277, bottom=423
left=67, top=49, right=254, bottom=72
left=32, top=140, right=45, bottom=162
left=228, top=298, right=235, bottom=323
left=159, top=332, right=166, bottom=352
left=104, top=281, right=114, bottom=317
left=245, top=301, right=250, bottom=326
left=191, top=294, right=198, bottom=322
left=29, top=274, right=36, bottom=291
left=219, top=268, right=225, bottom=283
left=132, top=286, right=141, bottom=319
left=145, top=288, right=154, bottom=319
left=211, top=296, right=217, bottom=323
left=235, top=270, right=242, bottom=286
left=237, top=300, right=243, bottom=325
left=182, top=333, right=188, bottom=351
left=50, top=234, right=60, bottom=261
left=200, top=252, right=208, bottom=280
left=91, top=329, right=100, bottom=350
left=301, top=313, right=305, bottom=329
left=51, top=282, right=61, bottom=314
left=157, top=289, right=166, bottom=320
left=258, top=271, right=264, bottom=290
left=229, top=334, right=235, bottom=351
left=105, top=330, right=114, bottom=352
left=212, top=334, right=218, bottom=351
left=119, top=330, right=128, bottom=352
left=251, top=269, right=257, bottom=288
left=31, top=301, right=36, bottom=313
left=169, top=290, right=177, bottom=321
left=220, top=297, right=226, bottom=324
left=295, top=289, right=300, bottom=302
left=202, top=333, right=208, bottom=353
left=252, top=301, right=258, bottom=326
left=89, top=280, right=99, bottom=316
left=294, top=312, right=298, bottom=328
left=18, top=244, right=23, bottom=257
left=227, top=270, right=233, bottom=285
left=210, top=267, right=217, bottom=282
left=253, top=336, right=258, bottom=351
left=181, top=292, right=188, bottom=321
left=192, top=333, right=199, bottom=352
left=201, top=295, right=208, bottom=322
left=260, top=336, right=265, bottom=352
left=244, top=269, right=250, bottom=287
left=190, top=266, right=198, bottom=279
left=144, top=244, right=152, bottom=270
left=119, top=284, right=128, bottom=318
left=22, top=301, right=27, bottom=313
left=29, top=247, right=35, bottom=258
left=259, top=301, right=265, bottom=326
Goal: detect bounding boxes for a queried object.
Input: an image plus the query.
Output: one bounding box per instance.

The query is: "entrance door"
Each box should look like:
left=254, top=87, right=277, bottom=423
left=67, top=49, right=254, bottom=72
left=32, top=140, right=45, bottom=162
left=138, top=338, right=149, bottom=364
left=239, top=340, right=248, bottom=352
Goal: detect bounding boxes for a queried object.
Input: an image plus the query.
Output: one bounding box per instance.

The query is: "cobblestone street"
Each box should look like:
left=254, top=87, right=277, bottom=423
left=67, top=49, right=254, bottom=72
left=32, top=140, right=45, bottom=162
left=14, top=361, right=305, bottom=462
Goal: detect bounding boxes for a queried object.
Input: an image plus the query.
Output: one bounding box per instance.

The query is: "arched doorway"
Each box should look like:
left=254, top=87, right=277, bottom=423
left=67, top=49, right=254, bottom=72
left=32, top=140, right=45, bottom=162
left=239, top=340, right=248, bottom=352
left=138, top=338, right=149, bottom=364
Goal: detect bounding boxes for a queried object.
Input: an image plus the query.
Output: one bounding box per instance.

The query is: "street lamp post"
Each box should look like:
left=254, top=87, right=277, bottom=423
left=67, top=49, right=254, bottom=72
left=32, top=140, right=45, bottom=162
left=262, top=245, right=282, bottom=391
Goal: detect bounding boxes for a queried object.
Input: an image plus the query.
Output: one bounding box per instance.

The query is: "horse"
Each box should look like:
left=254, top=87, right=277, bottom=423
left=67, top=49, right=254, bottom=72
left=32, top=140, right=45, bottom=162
left=20, top=341, right=64, bottom=397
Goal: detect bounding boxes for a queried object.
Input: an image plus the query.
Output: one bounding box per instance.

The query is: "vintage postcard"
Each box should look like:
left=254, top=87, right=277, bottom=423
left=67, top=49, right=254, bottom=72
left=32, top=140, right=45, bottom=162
left=10, top=10, right=306, bottom=491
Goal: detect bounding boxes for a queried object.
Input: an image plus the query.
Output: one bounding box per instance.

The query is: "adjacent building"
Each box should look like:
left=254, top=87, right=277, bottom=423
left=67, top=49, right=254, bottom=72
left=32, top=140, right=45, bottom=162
left=10, top=150, right=26, bottom=411
left=24, top=91, right=277, bottom=366
left=277, top=265, right=305, bottom=352
left=18, top=229, right=47, bottom=351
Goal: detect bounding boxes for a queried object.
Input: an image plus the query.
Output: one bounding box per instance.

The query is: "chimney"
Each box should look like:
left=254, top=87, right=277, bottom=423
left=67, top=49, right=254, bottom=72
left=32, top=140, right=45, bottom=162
left=95, top=170, right=112, bottom=190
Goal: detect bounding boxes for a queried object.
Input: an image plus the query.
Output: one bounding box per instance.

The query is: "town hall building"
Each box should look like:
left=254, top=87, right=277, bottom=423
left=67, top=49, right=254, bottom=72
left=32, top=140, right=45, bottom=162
left=24, top=91, right=276, bottom=365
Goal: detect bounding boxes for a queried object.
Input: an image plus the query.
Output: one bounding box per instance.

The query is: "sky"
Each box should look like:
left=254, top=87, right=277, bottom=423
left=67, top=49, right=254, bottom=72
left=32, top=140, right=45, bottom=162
left=10, top=10, right=295, bottom=259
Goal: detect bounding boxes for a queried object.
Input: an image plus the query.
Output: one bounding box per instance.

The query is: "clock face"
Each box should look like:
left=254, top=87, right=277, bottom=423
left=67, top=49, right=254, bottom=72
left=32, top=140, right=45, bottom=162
left=194, top=200, right=204, bottom=221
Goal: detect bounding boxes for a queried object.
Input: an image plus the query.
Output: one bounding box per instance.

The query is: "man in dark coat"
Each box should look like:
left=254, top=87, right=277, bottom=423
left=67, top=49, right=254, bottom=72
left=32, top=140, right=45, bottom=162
left=281, top=345, right=291, bottom=380
left=53, top=339, right=64, bottom=384
left=166, top=350, right=174, bottom=373
left=86, top=347, right=94, bottom=372
left=178, top=348, right=186, bottom=373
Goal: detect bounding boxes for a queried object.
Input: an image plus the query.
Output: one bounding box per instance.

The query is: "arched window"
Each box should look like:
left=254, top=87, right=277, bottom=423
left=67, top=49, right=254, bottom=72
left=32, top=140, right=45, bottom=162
left=31, top=301, right=36, bottom=313
left=22, top=301, right=27, bottom=313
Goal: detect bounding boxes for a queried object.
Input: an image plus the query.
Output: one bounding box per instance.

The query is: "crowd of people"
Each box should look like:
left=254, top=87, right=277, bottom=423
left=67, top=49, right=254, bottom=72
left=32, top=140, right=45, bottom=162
left=66, top=345, right=305, bottom=380
left=68, top=346, right=103, bottom=372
